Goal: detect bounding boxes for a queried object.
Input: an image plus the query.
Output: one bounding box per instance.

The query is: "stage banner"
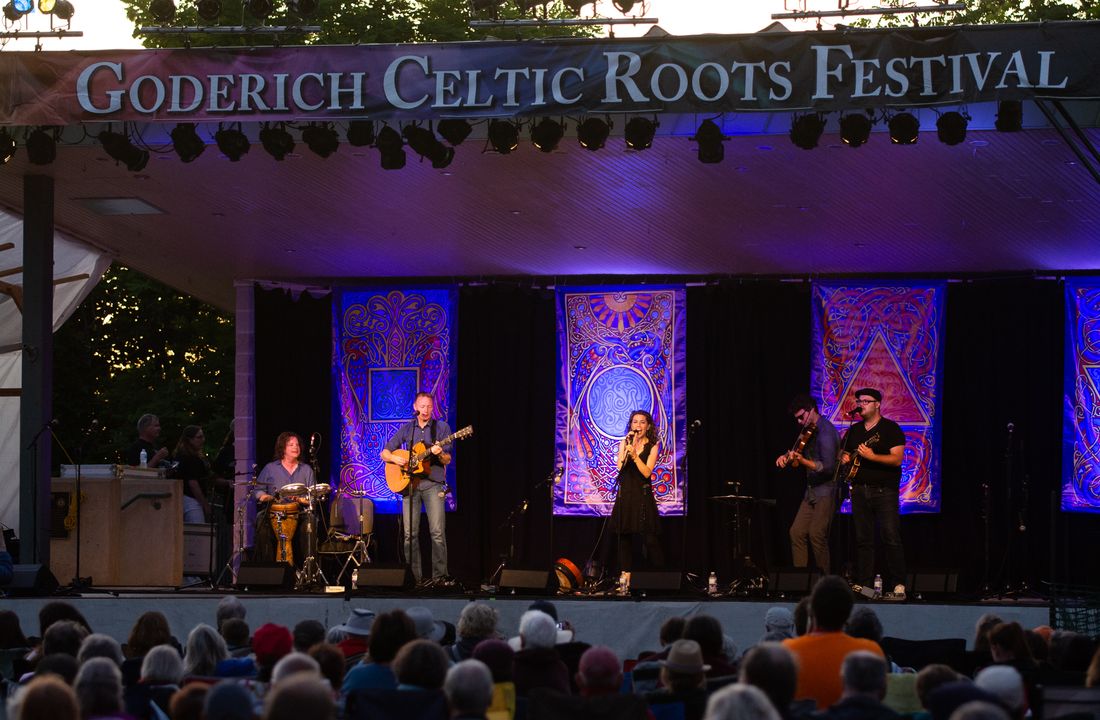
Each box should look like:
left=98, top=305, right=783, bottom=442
left=333, top=286, right=458, bottom=515
left=554, top=286, right=686, bottom=517
left=1063, top=278, right=1100, bottom=513
left=811, top=281, right=945, bottom=513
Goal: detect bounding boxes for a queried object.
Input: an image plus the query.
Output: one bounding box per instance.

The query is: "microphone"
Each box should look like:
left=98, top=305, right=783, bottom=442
left=550, top=467, right=564, bottom=483
left=1007, top=422, right=1015, bottom=433
left=846, top=408, right=862, bottom=417
left=521, top=499, right=529, bottom=514
left=689, top=419, right=702, bottom=430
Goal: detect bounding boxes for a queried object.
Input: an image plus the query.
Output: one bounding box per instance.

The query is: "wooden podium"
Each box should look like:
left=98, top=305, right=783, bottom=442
left=50, top=466, right=183, bottom=587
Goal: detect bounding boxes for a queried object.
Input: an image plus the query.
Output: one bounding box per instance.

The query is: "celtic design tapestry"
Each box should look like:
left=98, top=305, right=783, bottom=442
left=1063, top=279, right=1100, bottom=513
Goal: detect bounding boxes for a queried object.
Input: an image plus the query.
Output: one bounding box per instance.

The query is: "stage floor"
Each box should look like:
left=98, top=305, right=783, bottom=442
left=4, top=588, right=1051, bottom=659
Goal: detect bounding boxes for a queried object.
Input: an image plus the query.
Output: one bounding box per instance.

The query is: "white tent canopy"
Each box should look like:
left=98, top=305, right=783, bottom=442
left=0, top=206, right=111, bottom=535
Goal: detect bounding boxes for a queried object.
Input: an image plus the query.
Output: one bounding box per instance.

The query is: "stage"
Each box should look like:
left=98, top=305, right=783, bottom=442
left=2, top=589, right=1051, bottom=660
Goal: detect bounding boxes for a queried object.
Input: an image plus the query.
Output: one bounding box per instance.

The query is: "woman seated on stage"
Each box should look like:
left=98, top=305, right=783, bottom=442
left=253, top=432, right=315, bottom=567
left=172, top=425, right=213, bottom=524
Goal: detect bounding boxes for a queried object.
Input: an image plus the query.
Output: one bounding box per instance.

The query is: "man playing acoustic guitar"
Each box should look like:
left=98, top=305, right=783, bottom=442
left=381, top=392, right=452, bottom=582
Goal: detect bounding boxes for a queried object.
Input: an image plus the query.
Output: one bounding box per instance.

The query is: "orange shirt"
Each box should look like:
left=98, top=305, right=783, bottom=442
left=782, top=631, right=885, bottom=709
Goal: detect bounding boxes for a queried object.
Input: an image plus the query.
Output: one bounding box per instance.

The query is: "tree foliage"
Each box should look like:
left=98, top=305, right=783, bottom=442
left=853, top=0, right=1100, bottom=28
left=52, top=266, right=234, bottom=466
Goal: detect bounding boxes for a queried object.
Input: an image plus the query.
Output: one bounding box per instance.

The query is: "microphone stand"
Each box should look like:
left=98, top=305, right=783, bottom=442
left=296, top=435, right=327, bottom=589
left=214, top=465, right=257, bottom=588
left=680, top=422, right=698, bottom=592
left=836, top=414, right=863, bottom=584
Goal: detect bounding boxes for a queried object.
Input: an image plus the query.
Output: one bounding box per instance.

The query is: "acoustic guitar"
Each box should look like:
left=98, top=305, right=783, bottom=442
left=385, top=425, right=473, bottom=494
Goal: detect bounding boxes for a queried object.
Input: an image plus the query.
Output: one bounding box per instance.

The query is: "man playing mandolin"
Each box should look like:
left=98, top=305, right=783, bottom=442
left=839, top=387, right=907, bottom=600
left=776, top=394, right=840, bottom=574
left=381, top=392, right=452, bottom=582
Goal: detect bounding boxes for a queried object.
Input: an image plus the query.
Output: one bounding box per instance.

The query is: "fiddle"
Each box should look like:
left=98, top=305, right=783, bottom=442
left=787, top=422, right=817, bottom=467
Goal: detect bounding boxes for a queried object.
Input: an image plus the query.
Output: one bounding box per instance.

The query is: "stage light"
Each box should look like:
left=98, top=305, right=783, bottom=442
left=936, top=111, right=968, bottom=145
left=437, top=119, right=472, bottom=146
left=624, top=117, right=656, bottom=150
left=196, top=0, right=220, bottom=20
left=148, top=0, right=175, bottom=22
left=577, top=117, right=609, bottom=151
left=26, top=128, right=56, bottom=165
left=487, top=120, right=519, bottom=154
left=170, top=123, right=205, bottom=163
left=12, top=0, right=31, bottom=12
left=403, top=125, right=454, bottom=169
left=995, top=100, right=1022, bottom=132
left=839, top=112, right=872, bottom=148
left=0, top=130, right=15, bottom=165
left=530, top=118, right=563, bottom=153
left=259, top=123, right=294, bottom=160
left=245, top=0, right=272, bottom=19
left=692, top=119, right=725, bottom=164
left=301, top=124, right=339, bottom=158
left=46, top=0, right=73, bottom=19
left=214, top=126, right=250, bottom=161
left=375, top=125, right=406, bottom=170
left=788, top=113, right=825, bottom=150
left=612, top=0, right=634, bottom=12
left=99, top=131, right=149, bottom=172
left=286, top=0, right=318, bottom=16
left=346, top=120, right=375, bottom=147
left=38, top=0, right=53, bottom=10
left=887, top=112, right=919, bottom=144
left=3, top=1, right=29, bottom=20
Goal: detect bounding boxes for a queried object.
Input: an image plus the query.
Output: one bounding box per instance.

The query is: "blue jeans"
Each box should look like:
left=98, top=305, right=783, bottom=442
left=402, top=481, right=448, bottom=581
left=850, top=483, right=906, bottom=588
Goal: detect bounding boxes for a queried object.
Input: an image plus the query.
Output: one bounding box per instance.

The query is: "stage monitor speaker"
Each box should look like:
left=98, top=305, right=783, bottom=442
left=235, top=562, right=294, bottom=590
left=499, top=569, right=554, bottom=593
left=5, top=564, right=60, bottom=596
left=630, top=570, right=682, bottom=591
left=907, top=570, right=959, bottom=595
left=769, top=568, right=821, bottom=595
left=355, top=566, right=413, bottom=590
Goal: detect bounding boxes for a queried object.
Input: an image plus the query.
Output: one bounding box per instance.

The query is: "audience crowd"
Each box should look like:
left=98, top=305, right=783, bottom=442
left=1, top=575, right=1099, bottom=720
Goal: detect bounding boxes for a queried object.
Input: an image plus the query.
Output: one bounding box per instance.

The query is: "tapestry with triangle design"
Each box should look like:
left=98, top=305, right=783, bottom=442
left=811, top=282, right=944, bottom=513
left=1063, top=279, right=1100, bottom=513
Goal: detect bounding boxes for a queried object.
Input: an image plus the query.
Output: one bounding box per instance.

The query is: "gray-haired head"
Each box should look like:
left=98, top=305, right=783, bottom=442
left=444, top=660, right=494, bottom=716
left=137, top=414, right=159, bottom=434
left=704, top=683, right=782, bottom=720
left=271, top=651, right=321, bottom=686
left=140, top=645, right=184, bottom=686
left=74, top=657, right=124, bottom=717
left=457, top=602, right=499, bottom=641
left=518, top=610, right=557, bottom=650
left=216, top=596, right=246, bottom=629
left=841, top=651, right=888, bottom=699
left=974, top=665, right=1025, bottom=715
left=77, top=633, right=124, bottom=667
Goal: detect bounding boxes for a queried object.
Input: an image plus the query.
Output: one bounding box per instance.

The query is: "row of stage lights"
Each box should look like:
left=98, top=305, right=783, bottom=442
left=146, top=0, right=318, bottom=23
left=2, top=0, right=74, bottom=22
left=0, top=102, right=1025, bottom=172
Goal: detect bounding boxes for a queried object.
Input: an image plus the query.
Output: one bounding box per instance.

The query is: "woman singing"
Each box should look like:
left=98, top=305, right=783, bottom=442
left=609, top=410, right=665, bottom=572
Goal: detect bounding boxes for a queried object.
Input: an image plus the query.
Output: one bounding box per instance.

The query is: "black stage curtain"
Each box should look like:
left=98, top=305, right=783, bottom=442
left=251, top=278, right=1094, bottom=591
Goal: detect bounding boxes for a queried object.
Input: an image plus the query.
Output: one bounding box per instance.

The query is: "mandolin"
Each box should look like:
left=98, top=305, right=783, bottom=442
left=840, top=431, right=881, bottom=482
left=385, top=425, right=473, bottom=494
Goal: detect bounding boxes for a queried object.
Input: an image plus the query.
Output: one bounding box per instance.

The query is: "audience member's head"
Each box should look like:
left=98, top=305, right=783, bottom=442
left=1023, top=630, right=1048, bottom=663
left=366, top=610, right=417, bottom=664
left=576, top=646, right=621, bottom=696
left=271, top=651, right=321, bottom=685
left=809, top=575, right=854, bottom=632
left=251, top=623, right=293, bottom=680
left=974, top=614, right=1003, bottom=653
left=291, top=619, right=325, bottom=654
left=974, top=666, right=1025, bottom=719
left=77, top=633, right=124, bottom=667
left=1049, top=630, right=1097, bottom=673
left=841, top=651, right=888, bottom=701
left=988, top=622, right=1032, bottom=664
left=659, top=616, right=686, bottom=647
left=793, top=596, right=812, bottom=637
left=169, top=682, right=209, bottom=720
left=216, top=596, right=247, bottom=631
left=845, top=606, right=885, bottom=644
left=33, top=653, right=80, bottom=685
left=683, top=614, right=725, bottom=659
left=185, top=623, right=229, bottom=677
left=204, top=681, right=255, bottom=720
left=660, top=639, right=710, bottom=693
left=927, top=680, right=1002, bottom=720
left=334, top=608, right=376, bottom=640
left=393, top=638, right=449, bottom=690
left=74, top=657, right=124, bottom=718
left=1087, top=644, right=1100, bottom=687
left=38, top=601, right=91, bottom=638
left=704, top=683, right=781, bottom=720
left=0, top=609, right=29, bottom=649
left=517, top=610, right=557, bottom=651
left=739, top=642, right=797, bottom=713
left=950, top=701, right=1011, bottom=720
left=221, top=618, right=250, bottom=649
left=324, top=626, right=347, bottom=646
left=263, top=675, right=335, bottom=720
left=406, top=606, right=448, bottom=644
left=763, top=607, right=795, bottom=640
left=457, top=602, right=499, bottom=641
left=916, top=664, right=960, bottom=709
left=528, top=600, right=558, bottom=622
left=42, top=620, right=88, bottom=658
left=308, top=642, right=345, bottom=690
left=11, top=674, right=80, bottom=720
left=444, top=660, right=494, bottom=718
left=126, top=611, right=173, bottom=658
left=472, top=638, right=514, bottom=683
left=140, top=644, right=184, bottom=686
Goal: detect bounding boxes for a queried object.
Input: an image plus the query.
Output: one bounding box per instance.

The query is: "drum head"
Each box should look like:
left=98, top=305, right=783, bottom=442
left=310, top=483, right=332, bottom=499
left=279, top=482, right=307, bottom=497
left=554, top=557, right=583, bottom=591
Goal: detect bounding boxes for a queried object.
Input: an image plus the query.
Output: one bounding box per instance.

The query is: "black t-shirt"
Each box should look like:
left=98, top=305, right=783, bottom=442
left=124, top=438, right=157, bottom=466
left=842, top=417, right=906, bottom=486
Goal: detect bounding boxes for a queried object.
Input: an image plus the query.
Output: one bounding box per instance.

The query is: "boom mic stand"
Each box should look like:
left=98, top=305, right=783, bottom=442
left=214, top=465, right=257, bottom=588
left=296, top=433, right=328, bottom=589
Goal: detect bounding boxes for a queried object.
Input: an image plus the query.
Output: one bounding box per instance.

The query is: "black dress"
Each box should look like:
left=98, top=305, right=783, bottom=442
left=609, top=440, right=660, bottom=535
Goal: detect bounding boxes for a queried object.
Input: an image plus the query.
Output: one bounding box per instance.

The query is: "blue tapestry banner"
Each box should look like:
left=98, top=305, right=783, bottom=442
left=555, top=286, right=686, bottom=517
left=811, top=281, right=945, bottom=513
left=1063, top=279, right=1100, bottom=513
left=334, top=287, right=458, bottom=515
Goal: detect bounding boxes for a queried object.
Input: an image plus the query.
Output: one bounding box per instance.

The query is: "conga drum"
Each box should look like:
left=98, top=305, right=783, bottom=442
left=270, top=502, right=300, bottom=565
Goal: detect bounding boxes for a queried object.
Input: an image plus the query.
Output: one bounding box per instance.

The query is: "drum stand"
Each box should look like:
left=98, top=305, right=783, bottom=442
left=214, top=495, right=250, bottom=587
left=296, top=491, right=328, bottom=589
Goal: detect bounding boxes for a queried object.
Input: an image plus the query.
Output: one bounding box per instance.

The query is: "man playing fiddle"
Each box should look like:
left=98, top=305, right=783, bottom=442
left=776, top=394, right=840, bottom=574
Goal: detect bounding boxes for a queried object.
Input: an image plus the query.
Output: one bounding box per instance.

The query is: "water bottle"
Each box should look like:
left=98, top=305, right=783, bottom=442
left=139, top=449, right=148, bottom=468
left=873, top=574, right=883, bottom=596
left=708, top=571, right=718, bottom=595
left=350, top=568, right=359, bottom=588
